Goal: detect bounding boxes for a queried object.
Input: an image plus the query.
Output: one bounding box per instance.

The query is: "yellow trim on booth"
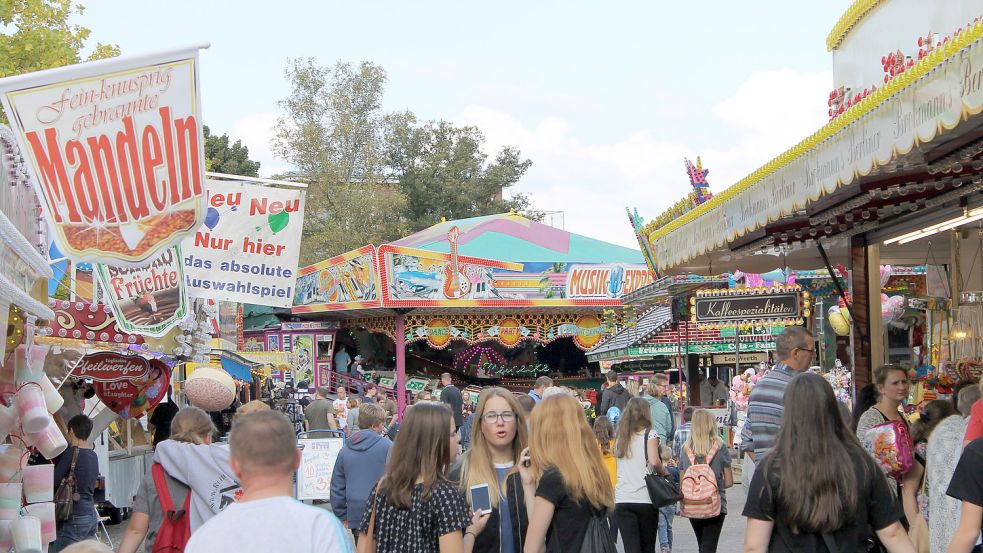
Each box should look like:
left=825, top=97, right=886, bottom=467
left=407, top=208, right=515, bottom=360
left=645, top=20, right=983, bottom=243
left=825, top=0, right=887, bottom=51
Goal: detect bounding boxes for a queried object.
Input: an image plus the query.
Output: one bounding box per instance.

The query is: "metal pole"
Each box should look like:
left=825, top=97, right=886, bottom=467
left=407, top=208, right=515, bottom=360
left=394, top=312, right=407, bottom=420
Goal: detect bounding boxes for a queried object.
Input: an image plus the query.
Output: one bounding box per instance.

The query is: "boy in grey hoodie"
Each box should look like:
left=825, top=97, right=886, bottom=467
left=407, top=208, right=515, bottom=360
left=330, top=403, right=392, bottom=542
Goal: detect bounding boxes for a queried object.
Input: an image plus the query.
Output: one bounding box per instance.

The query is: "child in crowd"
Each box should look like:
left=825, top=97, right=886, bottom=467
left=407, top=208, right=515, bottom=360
left=658, top=444, right=678, bottom=553
left=592, top=416, right=616, bottom=488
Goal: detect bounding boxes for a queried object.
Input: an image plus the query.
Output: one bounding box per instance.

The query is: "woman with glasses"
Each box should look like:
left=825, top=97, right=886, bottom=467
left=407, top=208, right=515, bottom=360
left=451, top=387, right=533, bottom=553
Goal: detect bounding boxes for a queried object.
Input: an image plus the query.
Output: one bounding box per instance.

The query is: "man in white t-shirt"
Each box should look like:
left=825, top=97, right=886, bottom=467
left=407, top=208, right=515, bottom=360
left=334, top=386, right=350, bottom=430
left=185, top=411, right=352, bottom=553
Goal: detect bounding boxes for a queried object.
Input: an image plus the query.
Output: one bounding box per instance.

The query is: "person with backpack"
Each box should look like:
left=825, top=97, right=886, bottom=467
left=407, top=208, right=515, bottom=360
left=524, top=394, right=616, bottom=553
left=185, top=411, right=352, bottom=552
left=118, top=407, right=216, bottom=553
left=679, top=409, right=732, bottom=553
left=599, top=371, right=629, bottom=420
left=742, top=373, right=916, bottom=553
left=612, top=397, right=668, bottom=553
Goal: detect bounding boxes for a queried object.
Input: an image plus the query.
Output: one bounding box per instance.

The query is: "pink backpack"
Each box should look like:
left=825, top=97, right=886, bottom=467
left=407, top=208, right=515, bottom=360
left=680, top=443, right=721, bottom=519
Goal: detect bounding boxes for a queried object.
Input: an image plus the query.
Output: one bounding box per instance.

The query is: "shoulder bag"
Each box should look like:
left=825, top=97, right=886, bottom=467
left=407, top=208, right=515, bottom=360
left=54, top=447, right=80, bottom=522
left=643, top=430, right=683, bottom=508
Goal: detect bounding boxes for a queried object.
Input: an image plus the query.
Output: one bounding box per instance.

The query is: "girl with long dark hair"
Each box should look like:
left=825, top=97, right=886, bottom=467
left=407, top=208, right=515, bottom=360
left=358, top=402, right=485, bottom=553
left=451, top=387, right=533, bottom=553
left=613, top=397, right=666, bottom=553
left=742, top=372, right=916, bottom=552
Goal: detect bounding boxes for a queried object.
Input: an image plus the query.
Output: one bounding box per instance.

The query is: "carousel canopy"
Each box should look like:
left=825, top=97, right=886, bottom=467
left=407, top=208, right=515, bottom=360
left=392, top=213, right=643, bottom=264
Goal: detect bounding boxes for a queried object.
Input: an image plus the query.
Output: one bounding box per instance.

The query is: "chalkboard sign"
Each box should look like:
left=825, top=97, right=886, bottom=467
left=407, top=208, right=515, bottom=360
left=295, top=437, right=344, bottom=501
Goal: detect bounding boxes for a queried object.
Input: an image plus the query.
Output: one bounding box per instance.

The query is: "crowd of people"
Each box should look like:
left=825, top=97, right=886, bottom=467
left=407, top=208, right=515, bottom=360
left=43, top=326, right=983, bottom=553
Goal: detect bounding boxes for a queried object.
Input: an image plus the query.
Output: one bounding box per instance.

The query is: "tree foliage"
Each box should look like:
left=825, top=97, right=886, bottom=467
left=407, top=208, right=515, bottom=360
left=273, top=58, right=536, bottom=265
left=203, top=125, right=260, bottom=177
left=273, top=59, right=408, bottom=265
left=387, top=120, right=533, bottom=230
left=0, top=1, right=120, bottom=124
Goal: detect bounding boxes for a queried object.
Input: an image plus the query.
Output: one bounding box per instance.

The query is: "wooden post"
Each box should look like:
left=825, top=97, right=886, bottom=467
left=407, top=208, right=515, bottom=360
left=850, top=236, right=883, bottom=393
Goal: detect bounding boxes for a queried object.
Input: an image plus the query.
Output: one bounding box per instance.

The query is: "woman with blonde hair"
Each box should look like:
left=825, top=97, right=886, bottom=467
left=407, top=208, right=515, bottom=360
left=358, top=402, right=485, bottom=553
left=680, top=409, right=733, bottom=553
left=523, top=394, right=615, bottom=553
left=613, top=397, right=667, bottom=553
left=451, top=387, right=533, bottom=553
left=118, top=407, right=217, bottom=553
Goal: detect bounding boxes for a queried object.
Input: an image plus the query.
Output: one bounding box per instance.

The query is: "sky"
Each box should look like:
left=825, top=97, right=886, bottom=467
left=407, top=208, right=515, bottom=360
left=75, top=1, right=853, bottom=250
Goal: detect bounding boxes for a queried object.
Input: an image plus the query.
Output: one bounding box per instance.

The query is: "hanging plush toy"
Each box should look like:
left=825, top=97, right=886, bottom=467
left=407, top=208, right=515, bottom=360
left=828, top=305, right=851, bottom=336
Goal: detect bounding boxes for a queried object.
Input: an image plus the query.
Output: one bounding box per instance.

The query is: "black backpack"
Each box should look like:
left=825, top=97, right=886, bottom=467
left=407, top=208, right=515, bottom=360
left=548, top=510, right=616, bottom=553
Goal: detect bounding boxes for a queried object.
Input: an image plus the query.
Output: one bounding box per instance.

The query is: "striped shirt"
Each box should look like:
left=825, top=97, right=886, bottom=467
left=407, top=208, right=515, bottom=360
left=740, top=364, right=796, bottom=459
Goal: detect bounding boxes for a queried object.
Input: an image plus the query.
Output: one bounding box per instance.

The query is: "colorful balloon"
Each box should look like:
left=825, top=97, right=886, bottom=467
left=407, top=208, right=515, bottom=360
left=268, top=211, right=289, bottom=234
left=204, top=207, right=220, bottom=230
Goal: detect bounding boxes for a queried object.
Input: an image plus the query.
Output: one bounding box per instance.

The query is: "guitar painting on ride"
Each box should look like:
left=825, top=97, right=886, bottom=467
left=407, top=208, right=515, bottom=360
left=442, top=226, right=472, bottom=299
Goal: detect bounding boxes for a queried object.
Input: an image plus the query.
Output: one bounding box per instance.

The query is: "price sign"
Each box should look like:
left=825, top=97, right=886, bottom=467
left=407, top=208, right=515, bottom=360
left=296, top=437, right=344, bottom=501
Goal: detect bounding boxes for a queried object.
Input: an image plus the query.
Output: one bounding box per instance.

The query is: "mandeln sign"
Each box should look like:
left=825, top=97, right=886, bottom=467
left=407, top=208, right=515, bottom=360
left=0, top=45, right=210, bottom=266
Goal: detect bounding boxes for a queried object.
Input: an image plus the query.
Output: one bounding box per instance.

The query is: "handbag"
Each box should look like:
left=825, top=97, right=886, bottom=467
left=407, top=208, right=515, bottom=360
left=643, top=430, right=682, bottom=508
left=54, top=447, right=80, bottom=522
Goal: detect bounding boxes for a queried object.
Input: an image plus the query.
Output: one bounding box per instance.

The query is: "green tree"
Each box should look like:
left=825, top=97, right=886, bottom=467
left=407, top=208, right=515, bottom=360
left=386, top=120, right=534, bottom=230
left=203, top=125, right=260, bottom=177
left=0, top=1, right=120, bottom=124
left=273, top=59, right=408, bottom=265
left=272, top=58, right=537, bottom=265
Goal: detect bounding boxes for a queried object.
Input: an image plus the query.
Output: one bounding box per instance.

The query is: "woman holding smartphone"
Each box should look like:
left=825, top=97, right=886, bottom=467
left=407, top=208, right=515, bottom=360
left=358, top=402, right=487, bottom=553
left=451, top=387, right=533, bottom=553
left=523, top=394, right=615, bottom=553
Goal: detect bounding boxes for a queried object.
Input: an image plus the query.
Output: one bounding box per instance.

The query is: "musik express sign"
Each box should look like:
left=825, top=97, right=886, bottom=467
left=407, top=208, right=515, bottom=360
left=565, top=264, right=653, bottom=299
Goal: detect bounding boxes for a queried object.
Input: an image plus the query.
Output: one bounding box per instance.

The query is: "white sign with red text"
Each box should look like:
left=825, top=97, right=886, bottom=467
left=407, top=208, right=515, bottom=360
left=0, top=45, right=210, bottom=266
left=181, top=180, right=306, bottom=307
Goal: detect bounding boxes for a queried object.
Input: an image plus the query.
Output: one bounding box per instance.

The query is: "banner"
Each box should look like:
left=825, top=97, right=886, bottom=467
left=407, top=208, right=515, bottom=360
left=182, top=180, right=306, bottom=307
left=95, top=246, right=188, bottom=337
left=0, top=45, right=210, bottom=266
left=74, top=352, right=170, bottom=419
left=293, top=246, right=380, bottom=311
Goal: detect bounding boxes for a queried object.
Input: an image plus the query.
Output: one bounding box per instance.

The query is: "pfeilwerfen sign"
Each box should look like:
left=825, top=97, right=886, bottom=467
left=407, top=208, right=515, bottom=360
left=693, top=293, right=800, bottom=323
left=0, top=45, right=210, bottom=266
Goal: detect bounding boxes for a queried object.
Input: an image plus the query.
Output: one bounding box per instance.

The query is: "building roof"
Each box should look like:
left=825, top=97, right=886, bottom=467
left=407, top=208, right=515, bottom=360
left=586, top=305, right=673, bottom=360
left=392, top=213, right=644, bottom=264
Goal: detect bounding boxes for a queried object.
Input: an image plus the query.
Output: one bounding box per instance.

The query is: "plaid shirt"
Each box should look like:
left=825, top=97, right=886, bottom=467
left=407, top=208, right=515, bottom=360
left=672, top=422, right=692, bottom=461
left=740, top=363, right=796, bottom=458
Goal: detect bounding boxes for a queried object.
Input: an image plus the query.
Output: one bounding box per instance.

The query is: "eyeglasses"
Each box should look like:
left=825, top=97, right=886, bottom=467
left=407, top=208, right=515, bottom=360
left=795, top=347, right=816, bottom=355
left=481, top=411, right=517, bottom=424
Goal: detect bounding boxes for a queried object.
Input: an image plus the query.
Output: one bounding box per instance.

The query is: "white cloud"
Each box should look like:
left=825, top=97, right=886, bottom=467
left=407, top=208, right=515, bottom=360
left=229, top=111, right=291, bottom=177
left=455, top=69, right=832, bottom=249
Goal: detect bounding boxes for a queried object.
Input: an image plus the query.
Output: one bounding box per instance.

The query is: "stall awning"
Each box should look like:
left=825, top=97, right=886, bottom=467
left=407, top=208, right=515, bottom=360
left=644, top=25, right=983, bottom=272
left=219, top=351, right=258, bottom=382
left=587, top=305, right=673, bottom=362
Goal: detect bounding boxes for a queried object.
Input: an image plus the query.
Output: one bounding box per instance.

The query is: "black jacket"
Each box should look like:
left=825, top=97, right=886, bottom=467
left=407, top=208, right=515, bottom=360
left=599, top=383, right=629, bottom=417
left=449, top=458, right=529, bottom=553
left=442, top=384, right=464, bottom=428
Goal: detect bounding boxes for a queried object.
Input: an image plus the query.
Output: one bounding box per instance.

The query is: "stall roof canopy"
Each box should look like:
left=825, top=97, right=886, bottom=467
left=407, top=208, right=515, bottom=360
left=392, top=213, right=644, bottom=264
left=586, top=305, right=673, bottom=361
left=639, top=24, right=983, bottom=274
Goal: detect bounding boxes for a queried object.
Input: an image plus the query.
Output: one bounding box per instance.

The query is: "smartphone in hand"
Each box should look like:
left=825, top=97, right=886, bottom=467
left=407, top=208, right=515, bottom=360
left=470, top=483, right=491, bottom=514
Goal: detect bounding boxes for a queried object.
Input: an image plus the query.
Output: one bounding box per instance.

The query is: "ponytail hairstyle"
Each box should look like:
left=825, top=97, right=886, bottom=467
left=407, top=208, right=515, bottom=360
left=170, top=406, right=216, bottom=445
